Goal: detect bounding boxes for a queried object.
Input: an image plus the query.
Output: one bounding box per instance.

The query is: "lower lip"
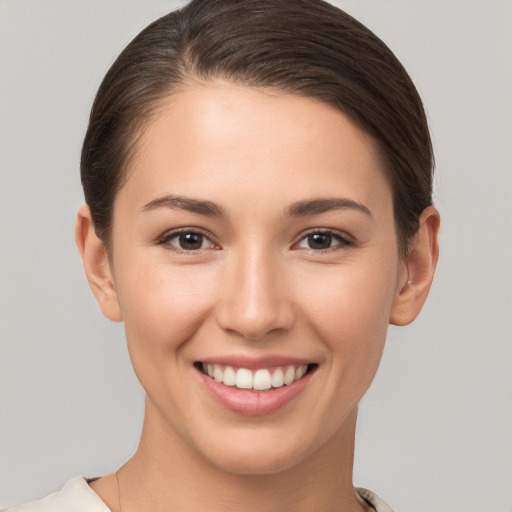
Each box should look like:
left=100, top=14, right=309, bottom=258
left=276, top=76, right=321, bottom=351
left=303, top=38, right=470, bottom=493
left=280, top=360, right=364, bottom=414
left=196, top=368, right=313, bottom=417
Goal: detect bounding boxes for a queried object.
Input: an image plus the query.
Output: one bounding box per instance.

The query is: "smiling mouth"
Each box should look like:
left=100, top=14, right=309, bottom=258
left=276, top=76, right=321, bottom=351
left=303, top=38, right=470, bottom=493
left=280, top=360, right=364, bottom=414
left=195, top=362, right=318, bottom=391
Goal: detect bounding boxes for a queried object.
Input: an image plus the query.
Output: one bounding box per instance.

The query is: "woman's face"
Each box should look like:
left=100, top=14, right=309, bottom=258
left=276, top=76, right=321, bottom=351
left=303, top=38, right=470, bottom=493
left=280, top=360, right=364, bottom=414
left=108, top=83, right=406, bottom=473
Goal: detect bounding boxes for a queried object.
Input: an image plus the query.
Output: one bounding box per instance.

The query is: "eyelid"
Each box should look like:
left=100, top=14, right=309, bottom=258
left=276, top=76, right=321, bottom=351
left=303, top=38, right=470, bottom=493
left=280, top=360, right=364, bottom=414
left=292, top=228, right=354, bottom=251
left=157, top=227, right=220, bottom=252
left=156, top=227, right=353, bottom=253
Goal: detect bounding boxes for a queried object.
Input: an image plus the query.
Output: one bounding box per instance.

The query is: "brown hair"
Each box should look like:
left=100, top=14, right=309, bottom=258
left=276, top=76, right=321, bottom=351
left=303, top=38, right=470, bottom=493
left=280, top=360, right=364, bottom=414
left=81, top=0, right=433, bottom=254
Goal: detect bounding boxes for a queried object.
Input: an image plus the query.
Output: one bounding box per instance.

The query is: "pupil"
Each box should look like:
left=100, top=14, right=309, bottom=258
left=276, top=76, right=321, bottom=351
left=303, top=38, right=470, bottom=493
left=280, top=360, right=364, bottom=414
left=179, top=233, right=203, bottom=250
left=309, top=233, right=331, bottom=250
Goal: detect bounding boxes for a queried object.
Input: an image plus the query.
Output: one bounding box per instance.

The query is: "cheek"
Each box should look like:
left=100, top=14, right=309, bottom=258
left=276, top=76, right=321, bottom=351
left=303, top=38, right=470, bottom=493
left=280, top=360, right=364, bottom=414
left=114, top=256, right=216, bottom=363
left=294, top=256, right=398, bottom=374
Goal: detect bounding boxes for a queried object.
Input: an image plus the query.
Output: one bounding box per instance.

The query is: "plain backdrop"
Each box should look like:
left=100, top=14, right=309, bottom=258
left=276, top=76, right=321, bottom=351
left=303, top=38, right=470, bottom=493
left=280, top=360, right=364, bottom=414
left=1, top=1, right=511, bottom=511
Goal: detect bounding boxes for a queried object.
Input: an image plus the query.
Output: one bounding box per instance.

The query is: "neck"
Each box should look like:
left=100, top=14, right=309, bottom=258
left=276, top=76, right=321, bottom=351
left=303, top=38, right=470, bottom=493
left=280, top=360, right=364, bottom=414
left=117, top=398, right=368, bottom=512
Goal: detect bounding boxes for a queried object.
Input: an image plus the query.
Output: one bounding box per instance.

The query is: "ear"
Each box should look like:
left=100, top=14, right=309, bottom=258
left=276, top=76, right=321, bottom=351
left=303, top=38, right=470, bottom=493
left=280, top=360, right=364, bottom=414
left=75, top=205, right=123, bottom=322
left=390, top=206, right=440, bottom=326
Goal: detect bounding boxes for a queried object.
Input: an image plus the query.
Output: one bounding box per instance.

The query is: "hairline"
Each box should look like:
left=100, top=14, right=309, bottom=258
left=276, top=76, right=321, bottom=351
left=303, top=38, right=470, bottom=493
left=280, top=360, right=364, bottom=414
left=102, top=76, right=410, bottom=260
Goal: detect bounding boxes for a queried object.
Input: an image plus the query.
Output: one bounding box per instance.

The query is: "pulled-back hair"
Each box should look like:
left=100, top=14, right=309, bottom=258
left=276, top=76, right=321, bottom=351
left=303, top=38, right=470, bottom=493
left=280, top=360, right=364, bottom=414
left=81, top=0, right=433, bottom=254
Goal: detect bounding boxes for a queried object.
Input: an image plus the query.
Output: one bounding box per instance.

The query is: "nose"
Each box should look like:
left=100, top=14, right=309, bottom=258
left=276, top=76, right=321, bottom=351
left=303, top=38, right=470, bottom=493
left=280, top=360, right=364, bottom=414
left=214, top=247, right=295, bottom=340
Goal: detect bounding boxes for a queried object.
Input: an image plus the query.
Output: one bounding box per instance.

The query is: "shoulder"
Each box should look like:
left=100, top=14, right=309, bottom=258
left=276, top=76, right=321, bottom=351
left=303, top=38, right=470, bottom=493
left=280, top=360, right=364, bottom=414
left=356, top=487, right=397, bottom=512
left=1, top=477, right=110, bottom=512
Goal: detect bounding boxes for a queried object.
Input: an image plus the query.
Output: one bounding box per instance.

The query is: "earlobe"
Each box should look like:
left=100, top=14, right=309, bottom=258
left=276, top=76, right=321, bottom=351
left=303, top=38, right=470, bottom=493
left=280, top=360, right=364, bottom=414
left=75, top=205, right=123, bottom=322
left=390, top=206, right=440, bottom=326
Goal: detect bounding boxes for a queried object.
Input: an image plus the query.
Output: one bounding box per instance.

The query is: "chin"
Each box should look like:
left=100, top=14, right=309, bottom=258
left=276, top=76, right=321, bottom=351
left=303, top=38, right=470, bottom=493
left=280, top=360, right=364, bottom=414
left=206, top=446, right=306, bottom=476
left=191, top=425, right=321, bottom=476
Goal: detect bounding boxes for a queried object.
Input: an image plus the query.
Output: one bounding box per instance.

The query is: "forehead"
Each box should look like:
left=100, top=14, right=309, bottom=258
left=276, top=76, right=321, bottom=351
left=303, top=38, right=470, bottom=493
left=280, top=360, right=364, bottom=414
left=121, top=83, right=392, bottom=215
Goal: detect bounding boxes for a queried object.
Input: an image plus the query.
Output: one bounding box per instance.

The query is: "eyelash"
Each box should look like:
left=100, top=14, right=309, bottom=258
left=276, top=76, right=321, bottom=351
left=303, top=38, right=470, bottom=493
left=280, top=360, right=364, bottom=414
left=157, top=228, right=218, bottom=253
left=293, top=229, right=354, bottom=253
left=157, top=228, right=353, bottom=253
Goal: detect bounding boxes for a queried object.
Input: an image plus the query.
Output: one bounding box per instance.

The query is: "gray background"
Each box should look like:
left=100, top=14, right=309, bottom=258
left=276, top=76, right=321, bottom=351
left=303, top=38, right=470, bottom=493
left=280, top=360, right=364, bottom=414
left=1, top=1, right=511, bottom=510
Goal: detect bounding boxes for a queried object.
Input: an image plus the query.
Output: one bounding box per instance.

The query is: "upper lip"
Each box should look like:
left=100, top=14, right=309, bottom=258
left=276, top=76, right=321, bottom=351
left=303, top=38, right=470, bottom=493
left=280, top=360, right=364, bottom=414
left=197, top=355, right=313, bottom=370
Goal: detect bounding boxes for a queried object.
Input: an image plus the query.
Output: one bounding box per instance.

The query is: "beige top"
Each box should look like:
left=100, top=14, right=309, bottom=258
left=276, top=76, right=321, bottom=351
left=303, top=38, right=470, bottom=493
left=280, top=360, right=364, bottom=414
left=2, top=477, right=396, bottom=512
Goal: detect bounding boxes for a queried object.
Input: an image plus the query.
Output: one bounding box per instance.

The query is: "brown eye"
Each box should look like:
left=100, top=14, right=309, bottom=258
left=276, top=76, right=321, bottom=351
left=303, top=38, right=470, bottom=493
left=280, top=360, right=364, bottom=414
left=164, top=231, right=215, bottom=251
left=307, top=233, right=333, bottom=250
left=295, top=230, right=351, bottom=251
left=178, top=233, right=204, bottom=250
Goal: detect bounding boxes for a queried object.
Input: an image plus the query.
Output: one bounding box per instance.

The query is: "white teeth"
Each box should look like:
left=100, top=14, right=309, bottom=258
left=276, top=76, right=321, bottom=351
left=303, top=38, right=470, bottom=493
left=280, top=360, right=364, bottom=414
left=202, top=363, right=311, bottom=390
left=235, top=368, right=253, bottom=389
left=213, top=364, right=223, bottom=383
left=253, top=369, right=272, bottom=390
left=295, top=364, right=307, bottom=381
left=283, top=366, right=295, bottom=385
left=271, top=368, right=284, bottom=388
left=223, top=366, right=236, bottom=386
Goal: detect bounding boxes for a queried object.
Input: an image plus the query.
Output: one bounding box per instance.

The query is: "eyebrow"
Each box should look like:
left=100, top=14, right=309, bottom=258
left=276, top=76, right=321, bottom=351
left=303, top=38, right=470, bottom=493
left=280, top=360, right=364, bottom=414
left=141, top=194, right=371, bottom=219
left=141, top=194, right=226, bottom=217
left=285, top=197, right=372, bottom=217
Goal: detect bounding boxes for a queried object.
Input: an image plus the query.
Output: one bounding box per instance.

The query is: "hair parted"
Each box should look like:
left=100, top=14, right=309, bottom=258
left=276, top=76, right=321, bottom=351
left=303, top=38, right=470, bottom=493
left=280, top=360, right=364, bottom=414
left=81, top=0, right=433, bottom=254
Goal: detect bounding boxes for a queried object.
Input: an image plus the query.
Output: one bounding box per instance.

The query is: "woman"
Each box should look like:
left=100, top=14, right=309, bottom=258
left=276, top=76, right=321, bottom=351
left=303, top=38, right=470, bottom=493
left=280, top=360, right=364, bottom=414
left=5, top=1, right=439, bottom=510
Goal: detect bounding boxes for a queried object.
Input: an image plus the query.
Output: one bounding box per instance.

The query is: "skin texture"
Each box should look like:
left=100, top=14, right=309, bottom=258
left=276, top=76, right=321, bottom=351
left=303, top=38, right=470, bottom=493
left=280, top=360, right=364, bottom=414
left=76, top=83, right=440, bottom=512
